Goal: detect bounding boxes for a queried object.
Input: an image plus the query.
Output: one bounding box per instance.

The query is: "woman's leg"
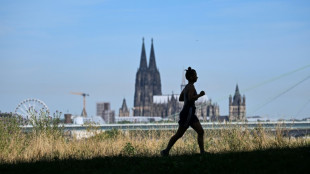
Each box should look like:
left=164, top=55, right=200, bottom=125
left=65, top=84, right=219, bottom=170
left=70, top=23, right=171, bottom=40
left=191, top=121, right=205, bottom=153
left=165, top=125, right=188, bottom=152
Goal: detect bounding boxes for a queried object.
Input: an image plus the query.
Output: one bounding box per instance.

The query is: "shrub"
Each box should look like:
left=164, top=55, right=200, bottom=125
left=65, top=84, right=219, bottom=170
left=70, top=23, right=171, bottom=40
left=121, top=142, right=135, bottom=156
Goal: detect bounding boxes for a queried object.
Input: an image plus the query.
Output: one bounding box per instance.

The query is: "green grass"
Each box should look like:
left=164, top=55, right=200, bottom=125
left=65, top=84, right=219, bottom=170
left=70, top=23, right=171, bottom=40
left=0, top=145, right=309, bottom=174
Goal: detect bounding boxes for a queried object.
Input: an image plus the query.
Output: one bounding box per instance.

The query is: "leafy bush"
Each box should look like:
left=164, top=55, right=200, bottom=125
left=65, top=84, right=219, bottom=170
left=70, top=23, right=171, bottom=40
left=121, top=142, right=135, bottom=156
left=104, top=129, right=120, bottom=139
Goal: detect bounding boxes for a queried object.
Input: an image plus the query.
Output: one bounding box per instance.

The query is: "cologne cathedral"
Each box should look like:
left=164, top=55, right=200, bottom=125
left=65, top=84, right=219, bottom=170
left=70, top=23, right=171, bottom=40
left=133, top=38, right=220, bottom=120
left=133, top=38, right=162, bottom=116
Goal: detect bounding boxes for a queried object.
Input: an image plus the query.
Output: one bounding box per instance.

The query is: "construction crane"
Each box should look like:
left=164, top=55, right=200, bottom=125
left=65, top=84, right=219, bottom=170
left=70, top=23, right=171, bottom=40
left=71, top=92, right=89, bottom=117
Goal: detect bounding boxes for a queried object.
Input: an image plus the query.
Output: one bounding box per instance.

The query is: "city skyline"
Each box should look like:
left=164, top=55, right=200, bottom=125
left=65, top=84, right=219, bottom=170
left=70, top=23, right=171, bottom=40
left=1, top=0, right=310, bottom=119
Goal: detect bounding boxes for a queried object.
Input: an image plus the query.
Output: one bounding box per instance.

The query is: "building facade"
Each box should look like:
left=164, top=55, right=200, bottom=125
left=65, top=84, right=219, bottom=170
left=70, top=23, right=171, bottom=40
left=151, top=94, right=219, bottom=121
left=229, top=85, right=246, bottom=121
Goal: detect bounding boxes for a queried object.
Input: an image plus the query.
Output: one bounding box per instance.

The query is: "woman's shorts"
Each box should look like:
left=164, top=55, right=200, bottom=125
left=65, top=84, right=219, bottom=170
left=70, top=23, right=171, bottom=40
left=178, top=105, right=199, bottom=128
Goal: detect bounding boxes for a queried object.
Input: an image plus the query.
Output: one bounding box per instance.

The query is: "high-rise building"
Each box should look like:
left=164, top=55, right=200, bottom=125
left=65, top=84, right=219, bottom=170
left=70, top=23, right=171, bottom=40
left=96, top=102, right=105, bottom=116
left=229, top=84, right=246, bottom=121
left=97, top=102, right=115, bottom=123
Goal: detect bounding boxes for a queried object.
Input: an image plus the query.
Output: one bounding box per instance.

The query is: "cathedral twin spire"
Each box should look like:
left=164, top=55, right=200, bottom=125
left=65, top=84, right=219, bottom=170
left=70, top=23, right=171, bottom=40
left=149, top=38, right=157, bottom=70
left=134, top=38, right=162, bottom=116
left=139, top=38, right=147, bottom=69
left=139, top=38, right=157, bottom=70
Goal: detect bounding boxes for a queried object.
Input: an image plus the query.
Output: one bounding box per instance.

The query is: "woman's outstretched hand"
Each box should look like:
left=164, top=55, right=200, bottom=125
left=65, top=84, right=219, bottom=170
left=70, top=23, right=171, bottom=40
left=199, top=91, right=205, bottom=97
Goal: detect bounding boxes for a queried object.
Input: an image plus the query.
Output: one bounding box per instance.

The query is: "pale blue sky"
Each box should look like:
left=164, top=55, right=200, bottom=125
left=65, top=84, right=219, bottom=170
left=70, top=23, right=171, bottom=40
left=1, top=0, right=310, bottom=119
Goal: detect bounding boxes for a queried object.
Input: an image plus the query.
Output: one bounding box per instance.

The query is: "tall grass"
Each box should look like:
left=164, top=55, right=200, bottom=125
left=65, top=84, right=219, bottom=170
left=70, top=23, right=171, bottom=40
left=0, top=112, right=309, bottom=164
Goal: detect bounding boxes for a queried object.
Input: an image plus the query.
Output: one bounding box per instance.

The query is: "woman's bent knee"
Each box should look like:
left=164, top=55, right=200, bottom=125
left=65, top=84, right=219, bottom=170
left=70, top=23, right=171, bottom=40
left=198, top=130, right=204, bottom=136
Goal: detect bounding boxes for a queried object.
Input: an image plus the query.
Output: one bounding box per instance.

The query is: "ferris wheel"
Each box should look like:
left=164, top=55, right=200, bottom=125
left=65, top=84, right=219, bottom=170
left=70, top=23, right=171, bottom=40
left=14, top=99, right=49, bottom=120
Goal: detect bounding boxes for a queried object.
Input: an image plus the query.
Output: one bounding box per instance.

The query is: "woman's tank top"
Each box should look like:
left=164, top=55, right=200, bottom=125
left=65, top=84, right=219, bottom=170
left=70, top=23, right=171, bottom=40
left=183, top=84, right=197, bottom=107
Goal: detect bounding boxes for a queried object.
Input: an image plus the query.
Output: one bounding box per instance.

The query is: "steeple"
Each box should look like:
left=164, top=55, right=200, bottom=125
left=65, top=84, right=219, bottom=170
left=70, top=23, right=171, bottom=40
left=121, top=98, right=128, bottom=111
left=233, top=84, right=241, bottom=105
left=119, top=98, right=130, bottom=117
left=139, top=37, right=147, bottom=69
left=148, top=38, right=157, bottom=70
left=235, top=84, right=240, bottom=94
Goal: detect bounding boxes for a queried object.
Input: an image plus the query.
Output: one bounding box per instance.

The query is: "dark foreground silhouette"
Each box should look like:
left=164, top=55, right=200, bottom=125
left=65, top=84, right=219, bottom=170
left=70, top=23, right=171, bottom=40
left=1, top=146, right=309, bottom=174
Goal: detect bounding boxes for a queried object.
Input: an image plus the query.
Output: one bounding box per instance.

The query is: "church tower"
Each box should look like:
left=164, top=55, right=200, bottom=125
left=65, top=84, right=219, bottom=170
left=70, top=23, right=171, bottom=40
left=229, top=84, right=246, bottom=121
left=134, top=38, right=149, bottom=116
left=148, top=38, right=162, bottom=96
left=119, top=98, right=130, bottom=117
left=134, top=38, right=162, bottom=116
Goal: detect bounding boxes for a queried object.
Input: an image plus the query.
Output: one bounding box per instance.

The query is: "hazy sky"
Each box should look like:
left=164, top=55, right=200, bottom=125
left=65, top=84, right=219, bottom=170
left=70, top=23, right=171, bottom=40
left=1, top=0, right=310, bottom=119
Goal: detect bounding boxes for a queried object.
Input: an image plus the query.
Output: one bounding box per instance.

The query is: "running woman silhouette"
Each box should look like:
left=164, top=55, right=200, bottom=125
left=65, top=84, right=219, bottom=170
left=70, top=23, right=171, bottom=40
left=161, top=67, right=206, bottom=156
